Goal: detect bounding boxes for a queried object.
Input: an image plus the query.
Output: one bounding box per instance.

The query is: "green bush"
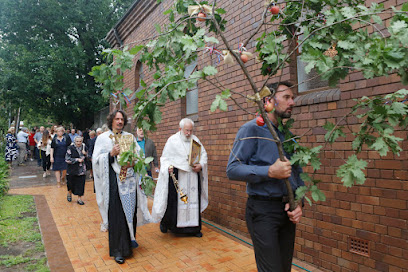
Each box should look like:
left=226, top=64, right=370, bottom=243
left=0, top=156, right=9, bottom=199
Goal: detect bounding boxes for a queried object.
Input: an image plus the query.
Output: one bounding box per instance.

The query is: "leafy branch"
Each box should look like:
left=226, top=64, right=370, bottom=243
left=118, top=143, right=156, bottom=196
left=90, top=0, right=408, bottom=210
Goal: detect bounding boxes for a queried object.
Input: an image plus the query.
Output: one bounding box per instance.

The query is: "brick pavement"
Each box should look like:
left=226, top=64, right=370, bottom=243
left=9, top=161, right=316, bottom=272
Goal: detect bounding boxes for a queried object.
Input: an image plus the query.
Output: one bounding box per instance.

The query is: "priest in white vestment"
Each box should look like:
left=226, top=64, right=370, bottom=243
left=152, top=118, right=209, bottom=237
left=92, top=110, right=152, bottom=264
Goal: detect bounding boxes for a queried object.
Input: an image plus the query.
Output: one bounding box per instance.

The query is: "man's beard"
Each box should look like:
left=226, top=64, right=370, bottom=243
left=180, top=132, right=190, bottom=142
left=275, top=109, right=292, bottom=119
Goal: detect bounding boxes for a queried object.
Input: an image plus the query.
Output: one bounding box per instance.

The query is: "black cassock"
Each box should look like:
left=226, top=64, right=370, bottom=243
left=108, top=155, right=137, bottom=258
left=160, top=168, right=201, bottom=235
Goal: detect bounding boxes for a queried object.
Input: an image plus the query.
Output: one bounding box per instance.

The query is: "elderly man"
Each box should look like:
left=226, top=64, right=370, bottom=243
left=96, top=127, right=103, bottom=136
left=92, top=110, right=152, bottom=264
left=34, top=126, right=45, bottom=166
left=152, top=118, right=208, bottom=237
left=17, top=127, right=29, bottom=166
left=69, top=129, right=79, bottom=142
left=227, top=81, right=304, bottom=272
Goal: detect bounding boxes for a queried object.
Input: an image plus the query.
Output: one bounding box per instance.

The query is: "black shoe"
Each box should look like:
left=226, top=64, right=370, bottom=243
left=115, top=256, right=125, bottom=264
left=131, top=240, right=139, bottom=248
left=160, top=222, right=167, bottom=233
left=67, top=194, right=72, bottom=202
left=77, top=199, right=84, bottom=205
left=195, top=232, right=203, bottom=238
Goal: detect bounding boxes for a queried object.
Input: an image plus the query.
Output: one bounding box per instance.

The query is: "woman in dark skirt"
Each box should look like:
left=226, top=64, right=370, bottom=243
left=65, top=136, right=87, bottom=205
left=50, top=127, right=71, bottom=187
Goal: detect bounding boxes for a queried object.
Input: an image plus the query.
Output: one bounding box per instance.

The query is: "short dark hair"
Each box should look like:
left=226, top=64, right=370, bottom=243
left=266, top=81, right=294, bottom=96
left=107, top=110, right=128, bottom=130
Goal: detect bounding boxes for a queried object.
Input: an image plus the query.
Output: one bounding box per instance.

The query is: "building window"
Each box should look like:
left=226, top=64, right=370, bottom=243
left=136, top=61, right=144, bottom=91
left=297, top=34, right=330, bottom=93
left=297, top=56, right=329, bottom=93
left=130, top=61, right=143, bottom=101
left=186, top=86, right=198, bottom=115
left=183, top=61, right=198, bottom=117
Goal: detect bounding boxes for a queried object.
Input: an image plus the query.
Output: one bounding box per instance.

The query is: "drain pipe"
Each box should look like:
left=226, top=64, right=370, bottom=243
left=113, top=27, right=124, bottom=50
left=201, top=219, right=312, bottom=272
left=113, top=27, right=124, bottom=111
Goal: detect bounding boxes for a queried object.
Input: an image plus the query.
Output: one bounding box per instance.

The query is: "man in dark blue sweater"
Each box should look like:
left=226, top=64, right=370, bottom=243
left=227, top=81, right=304, bottom=272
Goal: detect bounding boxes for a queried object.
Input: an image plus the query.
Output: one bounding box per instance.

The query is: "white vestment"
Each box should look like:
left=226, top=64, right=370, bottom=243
left=152, top=132, right=208, bottom=227
left=92, top=130, right=152, bottom=234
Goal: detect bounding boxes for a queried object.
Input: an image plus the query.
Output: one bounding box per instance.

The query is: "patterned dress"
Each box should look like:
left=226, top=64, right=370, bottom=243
left=5, top=133, right=18, bottom=162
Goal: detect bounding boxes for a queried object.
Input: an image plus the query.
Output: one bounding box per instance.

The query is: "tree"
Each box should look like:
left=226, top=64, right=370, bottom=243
left=90, top=0, right=408, bottom=210
left=0, top=0, right=135, bottom=128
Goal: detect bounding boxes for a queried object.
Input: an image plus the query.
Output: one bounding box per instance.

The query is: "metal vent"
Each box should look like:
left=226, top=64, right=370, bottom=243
left=349, top=237, right=370, bottom=257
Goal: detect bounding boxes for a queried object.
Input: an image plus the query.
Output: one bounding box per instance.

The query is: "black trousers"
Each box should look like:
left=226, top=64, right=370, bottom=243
left=40, top=150, right=51, bottom=171
left=246, top=197, right=296, bottom=272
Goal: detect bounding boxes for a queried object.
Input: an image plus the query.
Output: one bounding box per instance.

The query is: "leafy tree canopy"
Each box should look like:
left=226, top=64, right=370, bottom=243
left=0, top=0, right=135, bottom=128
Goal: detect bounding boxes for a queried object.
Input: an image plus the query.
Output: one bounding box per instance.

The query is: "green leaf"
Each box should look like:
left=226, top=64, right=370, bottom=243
left=210, top=96, right=220, bottom=112
left=295, top=186, right=308, bottom=199
left=129, top=45, right=144, bottom=55
left=336, top=155, right=367, bottom=187
left=221, top=89, right=231, bottom=99
left=390, top=20, right=407, bottom=34
left=308, top=41, right=324, bottom=49
left=341, top=6, right=357, bottom=18
left=219, top=99, right=228, bottom=111
left=154, top=23, right=161, bottom=33
left=310, top=158, right=322, bottom=171
left=140, top=79, right=147, bottom=87
left=304, top=196, right=312, bottom=206
left=304, top=60, right=317, bottom=74
left=317, top=189, right=326, bottom=201
left=202, top=66, right=218, bottom=76
left=216, top=8, right=226, bottom=14
left=390, top=101, right=407, bottom=115
left=311, top=191, right=319, bottom=202
left=337, top=40, right=355, bottom=50
left=204, top=36, right=219, bottom=44
left=300, top=172, right=312, bottom=182
left=145, top=156, right=154, bottom=164
left=153, top=71, right=161, bottom=80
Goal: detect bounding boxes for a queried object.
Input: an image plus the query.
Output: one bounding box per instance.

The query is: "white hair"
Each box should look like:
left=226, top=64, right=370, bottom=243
left=96, top=128, right=102, bottom=133
left=179, top=118, right=194, bottom=129
left=101, top=124, right=109, bottom=132
left=74, top=135, right=83, bottom=142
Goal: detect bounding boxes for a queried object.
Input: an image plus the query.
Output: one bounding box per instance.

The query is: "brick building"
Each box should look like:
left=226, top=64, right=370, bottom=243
left=105, top=0, right=408, bottom=271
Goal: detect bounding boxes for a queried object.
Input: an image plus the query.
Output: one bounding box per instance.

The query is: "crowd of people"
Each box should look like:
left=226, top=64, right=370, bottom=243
left=4, top=82, right=304, bottom=271
left=4, top=125, right=107, bottom=203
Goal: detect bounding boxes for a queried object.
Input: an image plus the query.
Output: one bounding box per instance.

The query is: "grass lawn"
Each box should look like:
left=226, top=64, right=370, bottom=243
left=0, top=194, right=49, bottom=272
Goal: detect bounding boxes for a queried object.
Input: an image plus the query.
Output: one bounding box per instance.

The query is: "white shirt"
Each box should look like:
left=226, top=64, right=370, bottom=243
left=17, top=131, right=29, bottom=143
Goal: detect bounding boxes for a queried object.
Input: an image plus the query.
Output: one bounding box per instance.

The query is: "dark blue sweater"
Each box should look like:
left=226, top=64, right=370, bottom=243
left=226, top=119, right=304, bottom=197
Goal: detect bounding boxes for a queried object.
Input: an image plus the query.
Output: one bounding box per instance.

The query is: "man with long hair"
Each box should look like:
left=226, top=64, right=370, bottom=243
left=92, top=110, right=151, bottom=264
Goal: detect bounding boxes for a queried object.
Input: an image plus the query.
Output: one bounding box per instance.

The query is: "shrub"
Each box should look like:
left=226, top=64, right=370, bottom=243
left=0, top=156, right=9, bottom=199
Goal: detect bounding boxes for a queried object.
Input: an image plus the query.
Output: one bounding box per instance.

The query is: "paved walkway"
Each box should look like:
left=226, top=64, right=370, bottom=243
left=8, top=161, right=317, bottom=272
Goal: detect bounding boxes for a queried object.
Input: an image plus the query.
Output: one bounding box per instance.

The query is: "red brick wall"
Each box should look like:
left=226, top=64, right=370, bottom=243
left=110, top=0, right=408, bottom=271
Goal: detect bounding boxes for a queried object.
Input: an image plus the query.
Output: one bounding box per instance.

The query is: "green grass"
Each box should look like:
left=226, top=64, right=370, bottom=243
left=0, top=195, right=40, bottom=246
left=0, top=195, right=50, bottom=271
